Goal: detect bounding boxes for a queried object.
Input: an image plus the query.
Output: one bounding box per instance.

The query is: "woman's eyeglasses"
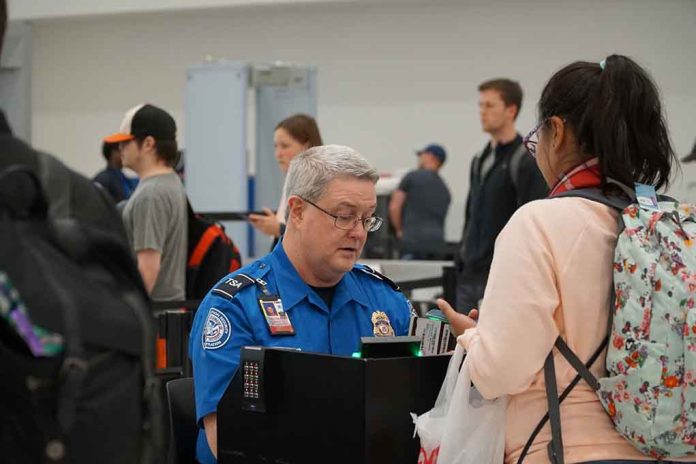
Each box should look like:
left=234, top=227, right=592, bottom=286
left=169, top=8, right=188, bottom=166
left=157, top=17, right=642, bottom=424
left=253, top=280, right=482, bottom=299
left=523, top=120, right=545, bottom=158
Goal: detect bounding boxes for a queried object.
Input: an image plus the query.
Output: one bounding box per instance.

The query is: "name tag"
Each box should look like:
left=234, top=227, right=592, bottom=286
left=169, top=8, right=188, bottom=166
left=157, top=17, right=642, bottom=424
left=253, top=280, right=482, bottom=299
left=258, top=295, right=295, bottom=336
left=635, top=182, right=660, bottom=211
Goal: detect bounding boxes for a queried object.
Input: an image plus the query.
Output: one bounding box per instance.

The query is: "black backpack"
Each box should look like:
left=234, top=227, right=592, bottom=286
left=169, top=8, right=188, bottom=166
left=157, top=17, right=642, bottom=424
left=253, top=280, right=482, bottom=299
left=186, top=200, right=242, bottom=300
left=0, top=158, right=165, bottom=463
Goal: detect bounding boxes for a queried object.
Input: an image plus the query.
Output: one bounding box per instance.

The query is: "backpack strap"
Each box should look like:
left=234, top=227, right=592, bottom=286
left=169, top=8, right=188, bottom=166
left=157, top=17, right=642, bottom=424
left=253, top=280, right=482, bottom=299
left=211, top=273, right=257, bottom=300
left=516, top=336, right=608, bottom=464
left=551, top=188, right=631, bottom=211
left=36, top=152, right=73, bottom=219
left=188, top=225, right=225, bottom=267
left=544, top=352, right=564, bottom=464
left=509, top=142, right=528, bottom=199
left=553, top=338, right=601, bottom=390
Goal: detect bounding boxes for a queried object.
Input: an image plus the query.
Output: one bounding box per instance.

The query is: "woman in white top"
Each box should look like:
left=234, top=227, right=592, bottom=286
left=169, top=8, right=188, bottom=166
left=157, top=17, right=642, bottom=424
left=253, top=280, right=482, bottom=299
left=248, top=114, right=323, bottom=240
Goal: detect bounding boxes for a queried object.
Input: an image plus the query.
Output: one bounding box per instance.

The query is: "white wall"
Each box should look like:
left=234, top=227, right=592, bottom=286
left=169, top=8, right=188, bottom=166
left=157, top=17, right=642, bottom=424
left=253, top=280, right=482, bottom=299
left=27, top=0, right=696, bottom=241
left=9, top=0, right=349, bottom=20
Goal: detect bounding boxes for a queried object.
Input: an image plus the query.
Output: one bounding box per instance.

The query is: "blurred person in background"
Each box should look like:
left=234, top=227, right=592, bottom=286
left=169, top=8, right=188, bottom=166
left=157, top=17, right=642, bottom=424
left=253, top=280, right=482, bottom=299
left=389, top=143, right=451, bottom=260
left=456, top=78, right=548, bottom=313
left=93, top=139, right=138, bottom=204
left=249, top=114, right=323, bottom=244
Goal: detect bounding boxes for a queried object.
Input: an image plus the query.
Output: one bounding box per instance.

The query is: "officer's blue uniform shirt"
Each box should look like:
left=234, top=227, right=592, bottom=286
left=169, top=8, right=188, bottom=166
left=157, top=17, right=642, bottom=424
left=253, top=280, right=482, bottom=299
left=189, top=242, right=412, bottom=464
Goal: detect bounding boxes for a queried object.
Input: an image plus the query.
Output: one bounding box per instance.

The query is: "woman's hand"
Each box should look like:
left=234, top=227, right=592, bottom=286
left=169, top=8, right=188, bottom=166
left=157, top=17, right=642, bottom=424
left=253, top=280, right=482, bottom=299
left=248, top=208, right=281, bottom=237
left=436, top=298, right=478, bottom=337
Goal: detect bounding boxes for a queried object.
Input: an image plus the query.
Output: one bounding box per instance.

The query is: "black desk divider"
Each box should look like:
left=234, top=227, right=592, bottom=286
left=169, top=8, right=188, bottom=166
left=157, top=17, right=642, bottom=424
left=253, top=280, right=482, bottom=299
left=217, top=347, right=451, bottom=464
left=156, top=310, right=194, bottom=377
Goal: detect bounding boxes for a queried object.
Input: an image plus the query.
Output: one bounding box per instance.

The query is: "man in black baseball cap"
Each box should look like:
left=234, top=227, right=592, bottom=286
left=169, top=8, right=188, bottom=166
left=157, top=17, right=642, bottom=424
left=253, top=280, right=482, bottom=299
left=105, top=103, right=177, bottom=144
left=389, top=143, right=451, bottom=260
left=418, top=143, right=447, bottom=165
left=114, top=103, right=188, bottom=301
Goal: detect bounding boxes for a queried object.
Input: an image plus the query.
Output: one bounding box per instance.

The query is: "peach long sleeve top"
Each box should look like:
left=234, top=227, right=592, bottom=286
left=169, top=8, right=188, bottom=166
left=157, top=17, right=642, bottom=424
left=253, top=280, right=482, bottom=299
left=460, top=197, right=694, bottom=464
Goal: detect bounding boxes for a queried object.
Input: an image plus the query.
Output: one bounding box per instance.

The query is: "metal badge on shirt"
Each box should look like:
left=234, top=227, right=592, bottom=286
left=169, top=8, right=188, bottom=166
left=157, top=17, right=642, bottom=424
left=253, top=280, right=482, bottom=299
left=258, top=295, right=295, bottom=336
left=371, top=310, right=395, bottom=337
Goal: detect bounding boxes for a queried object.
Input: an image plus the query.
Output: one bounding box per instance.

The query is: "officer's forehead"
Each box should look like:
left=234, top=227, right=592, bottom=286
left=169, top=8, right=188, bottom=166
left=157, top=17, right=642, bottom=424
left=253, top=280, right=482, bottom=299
left=319, top=178, right=376, bottom=207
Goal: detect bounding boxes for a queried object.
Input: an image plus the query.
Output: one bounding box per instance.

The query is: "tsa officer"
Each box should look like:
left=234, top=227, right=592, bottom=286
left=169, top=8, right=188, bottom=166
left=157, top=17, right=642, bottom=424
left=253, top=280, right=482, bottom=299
left=189, top=145, right=413, bottom=463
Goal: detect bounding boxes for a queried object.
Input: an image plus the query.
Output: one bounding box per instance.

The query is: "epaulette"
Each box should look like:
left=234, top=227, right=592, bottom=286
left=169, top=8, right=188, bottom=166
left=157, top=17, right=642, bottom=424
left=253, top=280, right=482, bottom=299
left=356, top=265, right=400, bottom=291
left=211, top=273, right=256, bottom=300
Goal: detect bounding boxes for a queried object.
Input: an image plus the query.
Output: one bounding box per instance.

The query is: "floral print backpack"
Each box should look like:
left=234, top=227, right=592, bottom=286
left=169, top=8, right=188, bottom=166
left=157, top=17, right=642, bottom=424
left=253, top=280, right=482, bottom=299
left=518, top=187, right=696, bottom=464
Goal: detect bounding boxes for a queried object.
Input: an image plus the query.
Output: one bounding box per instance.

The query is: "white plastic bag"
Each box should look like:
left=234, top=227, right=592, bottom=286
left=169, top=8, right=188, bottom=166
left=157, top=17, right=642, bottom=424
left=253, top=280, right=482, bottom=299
left=412, top=345, right=508, bottom=464
left=411, top=345, right=466, bottom=464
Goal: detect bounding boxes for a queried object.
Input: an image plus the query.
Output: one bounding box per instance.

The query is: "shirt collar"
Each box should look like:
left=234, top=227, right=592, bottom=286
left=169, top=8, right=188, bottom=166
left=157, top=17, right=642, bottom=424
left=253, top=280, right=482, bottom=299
left=268, top=242, right=368, bottom=311
left=493, top=134, right=522, bottom=155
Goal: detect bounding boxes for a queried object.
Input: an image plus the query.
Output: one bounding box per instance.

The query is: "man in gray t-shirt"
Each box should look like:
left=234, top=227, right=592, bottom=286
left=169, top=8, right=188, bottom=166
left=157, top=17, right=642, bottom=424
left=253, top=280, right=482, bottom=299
left=389, top=144, right=451, bottom=259
left=106, top=104, right=187, bottom=301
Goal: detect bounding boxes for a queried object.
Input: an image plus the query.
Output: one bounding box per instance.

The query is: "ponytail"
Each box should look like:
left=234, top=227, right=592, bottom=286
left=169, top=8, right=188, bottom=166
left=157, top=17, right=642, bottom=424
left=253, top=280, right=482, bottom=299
left=538, top=54, right=675, bottom=190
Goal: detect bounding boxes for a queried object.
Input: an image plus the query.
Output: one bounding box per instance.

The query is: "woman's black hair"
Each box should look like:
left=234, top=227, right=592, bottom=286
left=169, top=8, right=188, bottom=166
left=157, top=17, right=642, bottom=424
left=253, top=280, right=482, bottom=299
left=538, top=54, right=675, bottom=190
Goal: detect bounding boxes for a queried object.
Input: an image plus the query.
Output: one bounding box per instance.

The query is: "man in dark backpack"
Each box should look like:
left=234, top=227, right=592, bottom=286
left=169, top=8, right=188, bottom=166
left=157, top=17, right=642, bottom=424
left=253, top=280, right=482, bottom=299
left=0, top=2, right=163, bottom=462
left=456, top=78, right=548, bottom=313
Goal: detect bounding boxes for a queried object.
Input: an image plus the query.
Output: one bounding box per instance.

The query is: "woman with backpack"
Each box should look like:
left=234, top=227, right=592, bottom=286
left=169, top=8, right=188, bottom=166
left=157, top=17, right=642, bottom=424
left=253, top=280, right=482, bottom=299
left=248, top=114, right=323, bottom=242
left=439, top=55, right=696, bottom=463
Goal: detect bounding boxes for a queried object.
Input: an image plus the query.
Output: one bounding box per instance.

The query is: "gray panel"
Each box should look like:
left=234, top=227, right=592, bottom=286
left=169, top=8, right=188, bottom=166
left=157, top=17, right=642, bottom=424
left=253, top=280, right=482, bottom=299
left=0, top=22, right=32, bottom=142
left=254, top=67, right=317, bottom=254
left=185, top=62, right=249, bottom=258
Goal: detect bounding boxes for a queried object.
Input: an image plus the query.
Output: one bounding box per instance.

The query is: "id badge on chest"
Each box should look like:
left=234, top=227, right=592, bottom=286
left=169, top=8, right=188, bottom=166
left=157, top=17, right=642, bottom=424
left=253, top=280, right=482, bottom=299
left=258, top=295, right=295, bottom=336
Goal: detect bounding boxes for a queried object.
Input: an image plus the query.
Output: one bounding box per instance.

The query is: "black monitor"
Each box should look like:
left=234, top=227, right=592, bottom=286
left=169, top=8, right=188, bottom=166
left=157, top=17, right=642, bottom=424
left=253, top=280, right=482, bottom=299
left=358, top=335, right=422, bottom=358
left=217, top=346, right=450, bottom=464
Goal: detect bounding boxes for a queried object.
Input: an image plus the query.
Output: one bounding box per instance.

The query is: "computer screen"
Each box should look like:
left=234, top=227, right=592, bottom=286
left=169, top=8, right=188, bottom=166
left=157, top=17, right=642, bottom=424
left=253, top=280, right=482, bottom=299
left=358, top=335, right=422, bottom=358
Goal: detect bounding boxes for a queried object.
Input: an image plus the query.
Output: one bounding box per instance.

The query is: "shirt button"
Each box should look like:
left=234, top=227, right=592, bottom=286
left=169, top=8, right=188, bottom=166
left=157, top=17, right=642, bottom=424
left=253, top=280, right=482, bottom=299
left=259, top=263, right=266, bottom=269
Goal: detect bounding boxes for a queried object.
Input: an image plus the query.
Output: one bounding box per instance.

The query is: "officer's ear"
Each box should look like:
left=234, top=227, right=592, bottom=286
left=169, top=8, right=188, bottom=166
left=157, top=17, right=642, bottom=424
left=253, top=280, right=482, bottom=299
left=287, top=195, right=305, bottom=226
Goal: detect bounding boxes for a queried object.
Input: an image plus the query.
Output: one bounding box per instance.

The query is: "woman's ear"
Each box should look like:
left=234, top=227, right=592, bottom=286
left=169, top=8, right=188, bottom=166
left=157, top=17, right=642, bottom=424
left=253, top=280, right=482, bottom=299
left=548, top=116, right=566, bottom=151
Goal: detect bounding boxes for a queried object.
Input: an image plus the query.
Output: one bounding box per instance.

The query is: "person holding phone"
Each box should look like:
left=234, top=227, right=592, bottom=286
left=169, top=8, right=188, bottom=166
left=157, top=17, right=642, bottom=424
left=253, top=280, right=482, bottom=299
left=248, top=114, right=323, bottom=240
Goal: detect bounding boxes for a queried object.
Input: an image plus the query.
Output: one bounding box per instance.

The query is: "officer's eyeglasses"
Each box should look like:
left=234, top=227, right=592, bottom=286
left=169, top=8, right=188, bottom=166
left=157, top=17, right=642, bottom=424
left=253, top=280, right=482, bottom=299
left=301, top=197, right=383, bottom=232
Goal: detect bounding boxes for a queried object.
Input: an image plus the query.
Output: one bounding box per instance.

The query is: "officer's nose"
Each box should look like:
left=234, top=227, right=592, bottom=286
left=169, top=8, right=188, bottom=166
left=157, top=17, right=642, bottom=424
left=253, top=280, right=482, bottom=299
left=346, top=219, right=367, bottom=241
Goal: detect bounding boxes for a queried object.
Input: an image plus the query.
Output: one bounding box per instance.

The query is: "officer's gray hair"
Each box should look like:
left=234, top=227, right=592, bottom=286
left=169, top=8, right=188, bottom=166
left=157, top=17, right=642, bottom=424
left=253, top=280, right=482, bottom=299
left=284, top=145, right=379, bottom=213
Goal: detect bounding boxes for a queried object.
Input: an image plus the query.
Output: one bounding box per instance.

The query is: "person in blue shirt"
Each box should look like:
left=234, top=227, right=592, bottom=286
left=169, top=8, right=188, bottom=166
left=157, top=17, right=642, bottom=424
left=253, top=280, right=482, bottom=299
left=93, top=140, right=138, bottom=204
left=189, top=145, right=413, bottom=463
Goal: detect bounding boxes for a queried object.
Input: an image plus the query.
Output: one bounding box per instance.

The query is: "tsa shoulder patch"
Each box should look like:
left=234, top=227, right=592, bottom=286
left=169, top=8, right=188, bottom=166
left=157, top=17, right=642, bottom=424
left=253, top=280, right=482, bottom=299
left=202, top=308, right=231, bottom=350
left=212, top=273, right=256, bottom=300
left=357, top=265, right=400, bottom=291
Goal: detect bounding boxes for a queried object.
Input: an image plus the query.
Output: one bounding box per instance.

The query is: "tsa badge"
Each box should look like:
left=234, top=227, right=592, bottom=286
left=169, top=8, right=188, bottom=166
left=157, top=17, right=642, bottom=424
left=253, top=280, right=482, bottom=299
left=371, top=311, right=395, bottom=337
